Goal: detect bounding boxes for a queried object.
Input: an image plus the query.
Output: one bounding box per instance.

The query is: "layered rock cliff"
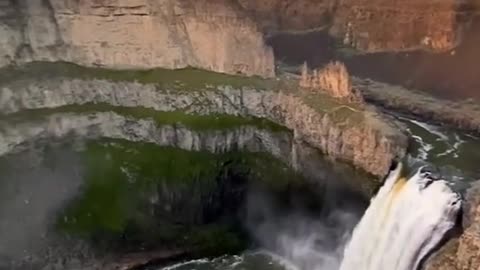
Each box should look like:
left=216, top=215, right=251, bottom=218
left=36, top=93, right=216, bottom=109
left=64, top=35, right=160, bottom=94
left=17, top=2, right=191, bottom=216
left=238, top=0, right=467, bottom=52
left=1, top=0, right=477, bottom=76
left=0, top=110, right=378, bottom=195
left=0, top=63, right=407, bottom=178
left=0, top=0, right=274, bottom=77
left=0, top=112, right=292, bottom=165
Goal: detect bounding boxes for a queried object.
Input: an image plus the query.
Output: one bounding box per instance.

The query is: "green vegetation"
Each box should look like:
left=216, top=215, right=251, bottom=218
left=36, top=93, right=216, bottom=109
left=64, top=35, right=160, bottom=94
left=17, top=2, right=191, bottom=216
left=299, top=89, right=365, bottom=127
left=0, top=62, right=276, bottom=90
left=58, top=140, right=213, bottom=234
left=56, top=138, right=303, bottom=253
left=0, top=103, right=290, bottom=133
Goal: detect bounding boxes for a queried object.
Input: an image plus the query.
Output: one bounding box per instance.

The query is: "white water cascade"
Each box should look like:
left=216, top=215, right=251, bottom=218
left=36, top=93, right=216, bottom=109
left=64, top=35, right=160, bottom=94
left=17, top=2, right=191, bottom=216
left=339, top=163, right=461, bottom=270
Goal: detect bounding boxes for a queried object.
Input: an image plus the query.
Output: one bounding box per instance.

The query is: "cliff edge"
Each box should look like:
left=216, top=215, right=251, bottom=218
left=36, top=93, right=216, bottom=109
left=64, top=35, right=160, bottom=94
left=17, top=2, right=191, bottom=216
left=0, top=0, right=274, bottom=77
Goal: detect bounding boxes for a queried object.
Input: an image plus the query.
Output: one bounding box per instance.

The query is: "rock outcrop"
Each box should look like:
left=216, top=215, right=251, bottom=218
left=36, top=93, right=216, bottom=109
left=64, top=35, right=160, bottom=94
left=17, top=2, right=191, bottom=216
left=425, top=181, right=480, bottom=270
left=0, top=72, right=407, bottom=178
left=0, top=111, right=377, bottom=195
left=300, top=61, right=363, bottom=103
left=1, top=0, right=476, bottom=75
left=0, top=110, right=376, bottom=269
left=238, top=0, right=466, bottom=52
left=0, top=112, right=293, bottom=164
left=0, top=0, right=274, bottom=77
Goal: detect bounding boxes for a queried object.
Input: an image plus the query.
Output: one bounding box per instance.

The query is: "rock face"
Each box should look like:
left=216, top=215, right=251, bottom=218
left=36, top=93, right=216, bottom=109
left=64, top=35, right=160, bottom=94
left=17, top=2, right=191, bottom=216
left=0, top=110, right=375, bottom=269
left=238, top=0, right=466, bottom=52
left=0, top=77, right=406, bottom=178
left=0, top=112, right=293, bottom=164
left=0, top=0, right=274, bottom=77
left=0, top=0, right=475, bottom=75
left=329, top=0, right=461, bottom=52
left=425, top=181, right=480, bottom=270
left=300, top=61, right=363, bottom=103
left=0, top=111, right=377, bottom=195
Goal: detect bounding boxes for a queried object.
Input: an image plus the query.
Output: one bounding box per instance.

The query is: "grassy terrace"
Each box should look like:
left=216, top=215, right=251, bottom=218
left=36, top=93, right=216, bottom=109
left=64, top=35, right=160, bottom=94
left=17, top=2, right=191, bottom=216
left=0, top=62, right=276, bottom=90
left=0, top=103, right=289, bottom=133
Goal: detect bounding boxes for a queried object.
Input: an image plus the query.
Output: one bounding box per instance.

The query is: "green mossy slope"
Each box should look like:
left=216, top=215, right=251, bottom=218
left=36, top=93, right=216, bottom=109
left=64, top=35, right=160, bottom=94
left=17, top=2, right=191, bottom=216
left=1, top=103, right=289, bottom=133
left=56, top=139, right=303, bottom=255
left=0, top=62, right=275, bottom=90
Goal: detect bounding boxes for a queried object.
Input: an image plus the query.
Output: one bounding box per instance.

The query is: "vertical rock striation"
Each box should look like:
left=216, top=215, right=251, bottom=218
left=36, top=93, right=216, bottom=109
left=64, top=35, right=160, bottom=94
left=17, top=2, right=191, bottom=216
left=238, top=0, right=467, bottom=52
left=329, top=0, right=461, bottom=52
left=0, top=76, right=406, bottom=178
left=300, top=61, right=363, bottom=103
left=0, top=0, right=275, bottom=77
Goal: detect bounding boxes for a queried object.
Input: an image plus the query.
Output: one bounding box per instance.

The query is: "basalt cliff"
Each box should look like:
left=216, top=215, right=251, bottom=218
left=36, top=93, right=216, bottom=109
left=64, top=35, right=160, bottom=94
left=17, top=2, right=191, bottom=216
left=0, top=0, right=274, bottom=76
left=0, top=62, right=406, bottom=179
left=1, top=0, right=479, bottom=76
left=1, top=1, right=480, bottom=269
left=239, top=0, right=472, bottom=52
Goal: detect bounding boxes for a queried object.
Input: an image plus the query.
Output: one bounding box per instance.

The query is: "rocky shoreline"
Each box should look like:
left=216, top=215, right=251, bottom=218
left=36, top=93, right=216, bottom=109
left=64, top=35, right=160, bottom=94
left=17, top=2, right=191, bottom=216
left=354, top=77, right=480, bottom=135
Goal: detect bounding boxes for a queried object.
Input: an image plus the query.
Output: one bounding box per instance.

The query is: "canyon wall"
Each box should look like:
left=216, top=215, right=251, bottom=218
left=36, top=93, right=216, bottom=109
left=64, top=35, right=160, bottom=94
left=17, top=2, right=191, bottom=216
left=238, top=0, right=469, bottom=52
left=0, top=111, right=376, bottom=195
left=1, top=0, right=477, bottom=75
left=0, top=75, right=407, bottom=178
left=0, top=0, right=274, bottom=77
left=0, top=112, right=293, bottom=164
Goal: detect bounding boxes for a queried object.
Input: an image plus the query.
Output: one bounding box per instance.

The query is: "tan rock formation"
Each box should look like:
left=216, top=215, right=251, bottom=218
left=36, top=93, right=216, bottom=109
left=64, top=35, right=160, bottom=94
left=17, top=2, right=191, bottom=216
left=0, top=0, right=474, bottom=74
left=300, top=61, right=363, bottom=103
left=237, top=0, right=466, bottom=52
left=0, top=0, right=274, bottom=77
left=425, top=181, right=480, bottom=270
left=330, top=0, right=461, bottom=52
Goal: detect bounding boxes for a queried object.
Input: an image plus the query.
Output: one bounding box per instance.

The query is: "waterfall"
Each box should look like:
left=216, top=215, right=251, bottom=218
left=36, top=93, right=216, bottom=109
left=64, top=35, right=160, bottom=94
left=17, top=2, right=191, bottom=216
left=339, top=163, right=461, bottom=270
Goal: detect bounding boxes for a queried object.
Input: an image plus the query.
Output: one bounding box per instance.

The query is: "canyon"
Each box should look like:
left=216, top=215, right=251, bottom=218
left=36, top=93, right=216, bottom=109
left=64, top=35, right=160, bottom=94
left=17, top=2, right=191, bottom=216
left=0, top=1, right=480, bottom=270
left=0, top=0, right=274, bottom=77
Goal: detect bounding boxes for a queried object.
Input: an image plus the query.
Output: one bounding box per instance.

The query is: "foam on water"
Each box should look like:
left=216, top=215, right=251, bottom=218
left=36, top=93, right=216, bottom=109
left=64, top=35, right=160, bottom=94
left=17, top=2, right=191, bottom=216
left=156, top=252, right=294, bottom=270
left=410, top=135, right=434, bottom=160
left=339, top=163, right=461, bottom=270
left=408, top=119, right=449, bottom=142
